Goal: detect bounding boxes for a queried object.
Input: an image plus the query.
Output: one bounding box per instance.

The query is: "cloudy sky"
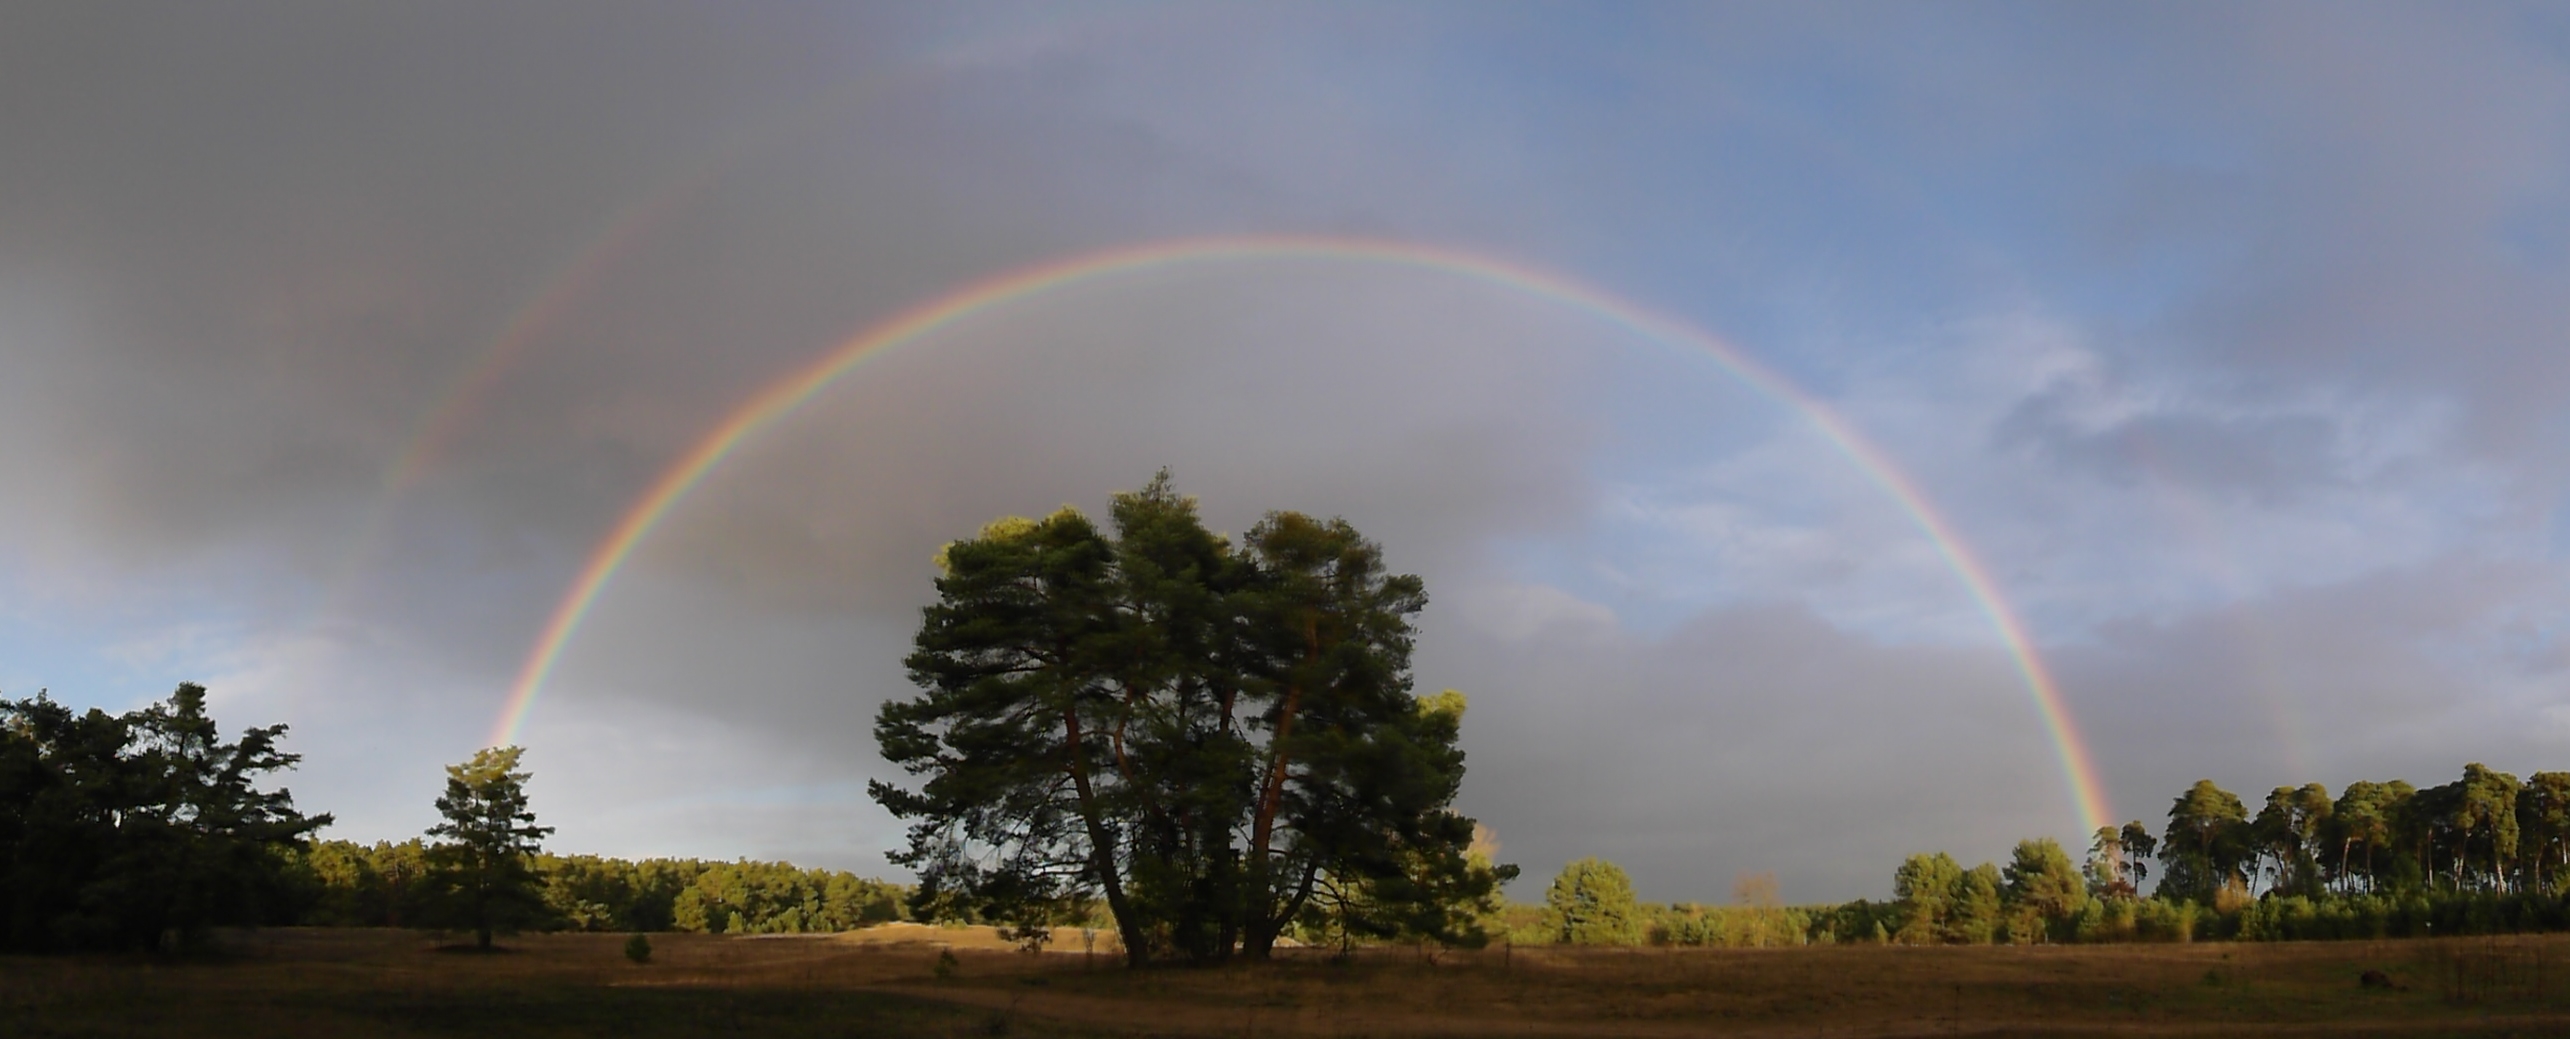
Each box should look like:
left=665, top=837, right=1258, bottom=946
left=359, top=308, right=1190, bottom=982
left=6, top=2, right=2569, bottom=902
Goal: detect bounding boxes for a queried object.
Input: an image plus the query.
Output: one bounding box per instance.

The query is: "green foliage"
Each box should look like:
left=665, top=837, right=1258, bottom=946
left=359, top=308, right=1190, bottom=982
left=2518, top=772, right=2570, bottom=895
left=2084, top=821, right=2157, bottom=899
left=2067, top=889, right=2199, bottom=942
left=540, top=853, right=687, bottom=932
left=296, top=841, right=909, bottom=935
left=1881, top=853, right=2011, bottom=945
left=1858, top=761, right=2570, bottom=948
left=293, top=839, right=433, bottom=927
left=1293, top=709, right=1518, bottom=955
left=671, top=861, right=908, bottom=935
left=623, top=932, right=651, bottom=964
left=1642, top=901, right=1811, bottom=947
left=0, top=684, right=328, bottom=951
left=1951, top=863, right=2005, bottom=944
left=1805, top=899, right=1898, bottom=945
left=2001, top=838, right=2090, bottom=943
left=2250, top=783, right=2333, bottom=897
left=2160, top=780, right=2251, bottom=903
left=873, top=474, right=1506, bottom=965
left=1890, top=852, right=1963, bottom=943
left=1543, top=858, right=1641, bottom=945
left=2135, top=764, right=2569, bottom=904
left=2453, top=764, right=2522, bottom=890
left=423, top=746, right=553, bottom=949
left=2327, top=780, right=2399, bottom=893
left=2225, top=890, right=2570, bottom=942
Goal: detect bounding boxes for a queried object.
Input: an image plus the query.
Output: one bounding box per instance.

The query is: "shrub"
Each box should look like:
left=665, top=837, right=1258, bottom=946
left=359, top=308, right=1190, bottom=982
left=1544, top=858, right=1642, bottom=946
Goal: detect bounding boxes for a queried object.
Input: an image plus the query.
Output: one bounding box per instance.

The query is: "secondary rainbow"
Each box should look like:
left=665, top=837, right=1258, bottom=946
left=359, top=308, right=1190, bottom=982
left=491, top=234, right=2115, bottom=835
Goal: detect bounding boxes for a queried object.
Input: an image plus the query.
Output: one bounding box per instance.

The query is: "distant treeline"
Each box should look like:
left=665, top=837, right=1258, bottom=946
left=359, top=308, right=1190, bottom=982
left=294, top=841, right=910, bottom=935
left=1779, top=763, right=2570, bottom=947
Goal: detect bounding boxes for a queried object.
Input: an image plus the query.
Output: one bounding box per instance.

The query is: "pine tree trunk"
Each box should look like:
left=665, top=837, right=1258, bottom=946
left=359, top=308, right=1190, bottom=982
left=1062, top=703, right=1148, bottom=967
left=477, top=871, right=495, bottom=949
left=1245, top=617, right=1321, bottom=956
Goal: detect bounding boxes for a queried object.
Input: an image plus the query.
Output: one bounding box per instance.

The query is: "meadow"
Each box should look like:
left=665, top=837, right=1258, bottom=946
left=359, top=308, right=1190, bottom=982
left=13, top=925, right=2570, bottom=1038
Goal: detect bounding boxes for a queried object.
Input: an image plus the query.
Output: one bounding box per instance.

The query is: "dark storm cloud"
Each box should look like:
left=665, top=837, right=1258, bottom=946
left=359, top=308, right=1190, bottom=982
left=0, top=4, right=904, bottom=566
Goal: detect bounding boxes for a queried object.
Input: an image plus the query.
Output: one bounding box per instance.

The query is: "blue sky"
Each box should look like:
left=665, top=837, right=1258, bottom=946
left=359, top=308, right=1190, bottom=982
left=3, top=2, right=2568, bottom=901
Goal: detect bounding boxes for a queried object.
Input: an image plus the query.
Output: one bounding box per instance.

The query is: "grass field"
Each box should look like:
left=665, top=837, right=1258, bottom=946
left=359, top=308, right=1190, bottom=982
left=12, top=927, right=2570, bottom=1037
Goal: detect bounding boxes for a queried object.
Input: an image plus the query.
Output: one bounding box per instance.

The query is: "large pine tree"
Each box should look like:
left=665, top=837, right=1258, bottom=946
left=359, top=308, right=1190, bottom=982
left=871, top=474, right=1509, bottom=965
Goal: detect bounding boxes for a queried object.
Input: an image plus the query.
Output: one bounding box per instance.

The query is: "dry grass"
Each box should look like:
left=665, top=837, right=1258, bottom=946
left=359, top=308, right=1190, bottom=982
left=11, top=928, right=2570, bottom=1037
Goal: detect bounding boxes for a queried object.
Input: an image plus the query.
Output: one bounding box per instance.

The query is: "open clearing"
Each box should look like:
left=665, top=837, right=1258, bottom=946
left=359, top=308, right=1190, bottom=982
left=12, top=927, right=2570, bottom=1037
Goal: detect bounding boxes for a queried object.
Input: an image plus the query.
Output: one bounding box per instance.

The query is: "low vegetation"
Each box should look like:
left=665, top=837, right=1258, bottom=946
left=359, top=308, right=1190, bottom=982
left=11, top=926, right=2570, bottom=1037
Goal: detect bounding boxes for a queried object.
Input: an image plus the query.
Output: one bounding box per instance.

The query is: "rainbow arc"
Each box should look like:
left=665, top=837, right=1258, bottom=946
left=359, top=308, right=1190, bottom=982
left=486, top=235, right=2114, bottom=836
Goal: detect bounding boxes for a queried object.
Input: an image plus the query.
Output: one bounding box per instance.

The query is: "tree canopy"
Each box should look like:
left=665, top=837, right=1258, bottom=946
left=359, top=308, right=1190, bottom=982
left=424, top=745, right=553, bottom=950
left=0, top=684, right=326, bottom=951
left=1544, top=857, right=1642, bottom=946
left=871, top=473, right=1512, bottom=965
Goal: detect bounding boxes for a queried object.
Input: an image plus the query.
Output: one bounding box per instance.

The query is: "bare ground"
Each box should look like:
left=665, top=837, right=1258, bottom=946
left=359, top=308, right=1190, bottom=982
left=10, top=927, right=2570, bottom=1038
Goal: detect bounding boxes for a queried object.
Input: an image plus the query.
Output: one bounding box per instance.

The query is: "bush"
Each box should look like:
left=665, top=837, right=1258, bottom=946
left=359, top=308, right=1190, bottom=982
left=1640, top=901, right=1812, bottom=948
left=1545, top=858, right=1643, bottom=946
left=292, top=845, right=910, bottom=934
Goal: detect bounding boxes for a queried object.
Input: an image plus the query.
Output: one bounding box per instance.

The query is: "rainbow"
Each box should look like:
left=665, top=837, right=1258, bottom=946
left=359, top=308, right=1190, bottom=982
left=489, top=234, right=2115, bottom=836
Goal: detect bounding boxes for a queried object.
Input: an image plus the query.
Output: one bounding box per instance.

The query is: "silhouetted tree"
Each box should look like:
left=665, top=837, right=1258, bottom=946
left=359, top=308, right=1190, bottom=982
left=2403, top=779, right=2466, bottom=892
left=2160, top=780, right=2249, bottom=904
left=424, top=745, right=551, bottom=950
left=1293, top=694, right=1516, bottom=953
left=873, top=474, right=1505, bottom=966
left=2454, top=763, right=2521, bottom=892
left=2518, top=772, right=2570, bottom=895
left=0, top=684, right=325, bottom=951
left=2119, top=821, right=2158, bottom=894
left=2251, top=783, right=2331, bottom=897
left=1234, top=508, right=1440, bottom=958
left=2326, top=781, right=2397, bottom=893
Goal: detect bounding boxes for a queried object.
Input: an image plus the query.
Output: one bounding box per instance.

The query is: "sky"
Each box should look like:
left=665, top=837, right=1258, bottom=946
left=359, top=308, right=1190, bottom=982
left=4, top=2, right=2569, bottom=903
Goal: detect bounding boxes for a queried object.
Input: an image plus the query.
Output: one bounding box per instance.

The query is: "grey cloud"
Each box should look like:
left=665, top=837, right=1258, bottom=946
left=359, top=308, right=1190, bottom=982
left=1994, top=379, right=2347, bottom=499
left=0, top=5, right=897, bottom=565
left=628, top=266, right=1608, bottom=617
left=1686, top=4, right=2570, bottom=474
left=2061, top=555, right=2570, bottom=819
left=1425, top=595, right=2075, bottom=903
left=2117, top=6, right=2570, bottom=460
left=519, top=268, right=1615, bottom=766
